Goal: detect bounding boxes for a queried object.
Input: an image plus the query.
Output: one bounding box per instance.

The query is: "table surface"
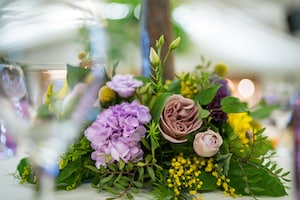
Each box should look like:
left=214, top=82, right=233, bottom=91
left=0, top=143, right=296, bottom=200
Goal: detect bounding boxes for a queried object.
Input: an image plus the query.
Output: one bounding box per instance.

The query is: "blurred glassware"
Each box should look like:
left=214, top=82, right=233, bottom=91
left=0, top=64, right=28, bottom=158
left=0, top=0, right=107, bottom=200
left=290, top=91, right=300, bottom=200
left=0, top=64, right=27, bottom=116
left=0, top=119, right=16, bottom=158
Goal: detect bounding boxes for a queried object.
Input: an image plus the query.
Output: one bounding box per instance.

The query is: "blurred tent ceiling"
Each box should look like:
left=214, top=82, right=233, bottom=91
left=173, top=0, right=300, bottom=79
left=0, top=0, right=300, bottom=79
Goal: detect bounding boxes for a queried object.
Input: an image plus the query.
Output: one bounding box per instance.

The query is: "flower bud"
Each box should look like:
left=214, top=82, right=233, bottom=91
left=213, top=63, right=228, bottom=77
left=156, top=35, right=165, bottom=49
left=193, top=129, right=223, bottom=157
left=149, top=47, right=160, bottom=65
left=169, top=37, right=181, bottom=51
left=78, top=51, right=87, bottom=60
left=98, top=85, right=116, bottom=107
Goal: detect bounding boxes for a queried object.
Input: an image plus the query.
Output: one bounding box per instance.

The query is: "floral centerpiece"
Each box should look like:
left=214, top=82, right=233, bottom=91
left=16, top=36, right=290, bottom=200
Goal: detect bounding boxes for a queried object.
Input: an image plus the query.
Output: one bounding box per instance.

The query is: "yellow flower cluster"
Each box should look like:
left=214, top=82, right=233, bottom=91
left=167, top=154, right=236, bottom=199
left=178, top=73, right=198, bottom=98
left=227, top=112, right=255, bottom=145
left=19, top=165, right=37, bottom=185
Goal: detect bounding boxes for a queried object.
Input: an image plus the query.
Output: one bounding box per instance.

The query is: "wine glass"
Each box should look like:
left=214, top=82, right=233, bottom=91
left=0, top=64, right=105, bottom=200
left=0, top=0, right=107, bottom=199
left=0, top=64, right=27, bottom=158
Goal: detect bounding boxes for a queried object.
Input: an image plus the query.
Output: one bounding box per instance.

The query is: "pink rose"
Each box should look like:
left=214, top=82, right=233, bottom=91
left=159, top=94, right=202, bottom=143
left=193, top=129, right=223, bottom=157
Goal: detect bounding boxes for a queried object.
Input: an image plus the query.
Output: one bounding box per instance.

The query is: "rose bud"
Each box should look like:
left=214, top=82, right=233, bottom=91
left=193, top=129, right=223, bottom=157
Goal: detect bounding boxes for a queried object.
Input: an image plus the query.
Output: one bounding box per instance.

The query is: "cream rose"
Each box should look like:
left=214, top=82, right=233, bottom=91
left=193, top=129, right=223, bottom=157
left=159, top=94, right=202, bottom=143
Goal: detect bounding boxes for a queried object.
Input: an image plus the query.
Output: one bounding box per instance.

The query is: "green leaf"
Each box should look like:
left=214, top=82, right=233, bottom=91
left=166, top=79, right=181, bottom=93
left=36, top=104, right=53, bottom=119
left=197, top=103, right=210, bottom=119
left=275, top=168, right=283, bottom=175
left=113, top=173, right=122, bottom=184
left=221, top=96, right=248, bottom=113
left=120, top=176, right=131, bottom=182
left=66, top=64, right=91, bottom=88
left=100, top=174, right=114, bottom=184
left=104, top=186, right=119, bottom=195
left=281, top=171, right=290, bottom=177
left=216, top=153, right=232, bottom=176
left=133, top=181, right=143, bottom=188
left=56, top=161, right=79, bottom=183
left=126, top=191, right=134, bottom=199
left=228, top=159, right=287, bottom=197
left=118, top=160, right=125, bottom=170
left=140, top=138, right=151, bottom=151
left=16, top=157, right=36, bottom=184
left=113, top=182, right=126, bottom=190
left=137, top=167, right=144, bottom=182
left=250, top=104, right=279, bottom=119
left=198, top=171, right=217, bottom=191
left=150, top=93, right=172, bottom=122
left=130, top=187, right=139, bottom=193
left=107, top=163, right=117, bottom=171
left=147, top=166, right=156, bottom=181
left=196, top=84, right=221, bottom=105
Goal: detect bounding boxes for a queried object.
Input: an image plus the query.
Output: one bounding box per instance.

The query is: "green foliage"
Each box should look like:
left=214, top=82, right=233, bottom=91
left=56, top=136, right=96, bottom=190
left=66, top=64, right=91, bottom=88
left=196, top=84, right=221, bottom=105
left=224, top=124, right=289, bottom=197
left=88, top=159, right=163, bottom=199
left=229, top=159, right=288, bottom=197
left=221, top=96, right=248, bottom=113
left=250, top=104, right=279, bottom=119
left=150, top=92, right=172, bottom=122
left=16, top=158, right=37, bottom=185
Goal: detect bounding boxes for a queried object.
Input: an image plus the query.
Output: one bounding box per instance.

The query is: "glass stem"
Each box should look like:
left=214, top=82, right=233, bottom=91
left=35, top=166, right=56, bottom=200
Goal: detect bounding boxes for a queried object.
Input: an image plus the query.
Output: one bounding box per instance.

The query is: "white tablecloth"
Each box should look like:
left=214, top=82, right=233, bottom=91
left=0, top=146, right=296, bottom=200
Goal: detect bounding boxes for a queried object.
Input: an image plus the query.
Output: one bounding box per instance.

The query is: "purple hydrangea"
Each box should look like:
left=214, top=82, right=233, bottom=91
left=106, top=74, right=143, bottom=98
left=84, top=100, right=151, bottom=168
